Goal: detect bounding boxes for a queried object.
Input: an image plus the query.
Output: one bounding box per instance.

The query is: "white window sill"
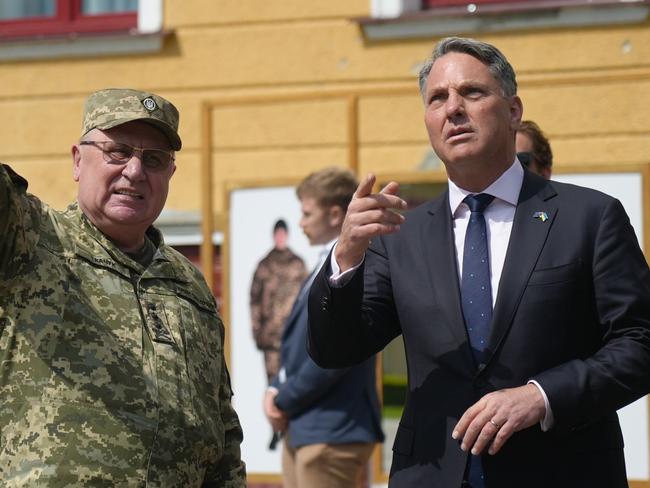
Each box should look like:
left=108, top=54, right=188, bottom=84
left=357, top=0, right=650, bottom=40
left=155, top=210, right=224, bottom=246
left=0, top=30, right=170, bottom=61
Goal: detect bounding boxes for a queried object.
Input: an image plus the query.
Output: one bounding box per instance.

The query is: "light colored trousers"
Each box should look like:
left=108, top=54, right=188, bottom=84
left=282, top=438, right=375, bottom=488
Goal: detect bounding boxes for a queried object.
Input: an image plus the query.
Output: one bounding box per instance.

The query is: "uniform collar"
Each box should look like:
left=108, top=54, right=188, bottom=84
left=66, top=201, right=169, bottom=274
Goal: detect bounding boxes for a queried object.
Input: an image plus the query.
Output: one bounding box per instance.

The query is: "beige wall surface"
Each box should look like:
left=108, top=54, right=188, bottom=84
left=1, top=1, right=650, bottom=216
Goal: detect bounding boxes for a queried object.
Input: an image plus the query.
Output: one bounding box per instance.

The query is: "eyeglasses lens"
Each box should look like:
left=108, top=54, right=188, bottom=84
left=91, top=141, right=173, bottom=172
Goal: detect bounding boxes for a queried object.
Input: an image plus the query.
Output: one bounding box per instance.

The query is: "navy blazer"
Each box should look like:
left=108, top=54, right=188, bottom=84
left=307, top=171, right=650, bottom=487
left=272, top=277, right=384, bottom=449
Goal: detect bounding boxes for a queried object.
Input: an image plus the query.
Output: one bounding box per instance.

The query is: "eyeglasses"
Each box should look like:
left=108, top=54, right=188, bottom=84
left=79, top=140, right=175, bottom=173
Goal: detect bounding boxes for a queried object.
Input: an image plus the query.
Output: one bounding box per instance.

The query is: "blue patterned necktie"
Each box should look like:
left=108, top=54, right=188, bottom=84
left=460, top=193, right=495, bottom=488
left=461, top=193, right=495, bottom=362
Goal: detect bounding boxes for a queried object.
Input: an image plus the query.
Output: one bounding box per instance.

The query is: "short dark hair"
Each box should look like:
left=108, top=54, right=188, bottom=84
left=273, top=219, right=288, bottom=233
left=296, top=167, right=358, bottom=212
left=517, top=120, right=553, bottom=170
left=418, top=37, right=517, bottom=99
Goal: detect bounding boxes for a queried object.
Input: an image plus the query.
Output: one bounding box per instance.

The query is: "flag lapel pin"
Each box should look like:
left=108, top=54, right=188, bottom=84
left=533, top=211, right=549, bottom=222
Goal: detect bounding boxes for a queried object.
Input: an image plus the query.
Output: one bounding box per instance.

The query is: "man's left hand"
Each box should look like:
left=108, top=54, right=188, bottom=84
left=452, top=384, right=546, bottom=456
left=263, top=388, right=288, bottom=433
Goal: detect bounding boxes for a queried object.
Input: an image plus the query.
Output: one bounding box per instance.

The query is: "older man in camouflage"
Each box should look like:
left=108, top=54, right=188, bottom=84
left=0, top=88, right=246, bottom=486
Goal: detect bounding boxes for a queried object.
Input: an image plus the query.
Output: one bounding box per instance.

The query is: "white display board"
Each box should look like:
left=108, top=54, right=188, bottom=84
left=554, top=171, right=648, bottom=480
left=228, top=186, right=322, bottom=475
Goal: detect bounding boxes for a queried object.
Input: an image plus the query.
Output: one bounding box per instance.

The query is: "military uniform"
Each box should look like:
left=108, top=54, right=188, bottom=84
left=249, top=248, right=306, bottom=382
left=0, top=164, right=246, bottom=486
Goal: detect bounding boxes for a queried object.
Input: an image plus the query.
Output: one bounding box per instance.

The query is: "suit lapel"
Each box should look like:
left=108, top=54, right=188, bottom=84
left=486, top=173, right=558, bottom=363
left=424, top=192, right=477, bottom=374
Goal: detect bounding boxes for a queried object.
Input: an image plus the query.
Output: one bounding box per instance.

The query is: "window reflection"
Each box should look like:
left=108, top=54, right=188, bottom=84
left=0, top=0, right=55, bottom=20
left=82, top=0, right=137, bottom=15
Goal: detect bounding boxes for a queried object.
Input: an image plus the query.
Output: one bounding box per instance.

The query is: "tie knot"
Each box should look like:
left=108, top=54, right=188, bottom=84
left=464, top=193, right=495, bottom=214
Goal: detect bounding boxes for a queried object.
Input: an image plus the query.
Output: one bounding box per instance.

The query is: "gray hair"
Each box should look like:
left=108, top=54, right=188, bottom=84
left=418, top=37, right=517, bottom=98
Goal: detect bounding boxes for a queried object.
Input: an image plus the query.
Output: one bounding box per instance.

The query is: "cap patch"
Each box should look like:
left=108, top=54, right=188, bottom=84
left=142, top=97, right=157, bottom=111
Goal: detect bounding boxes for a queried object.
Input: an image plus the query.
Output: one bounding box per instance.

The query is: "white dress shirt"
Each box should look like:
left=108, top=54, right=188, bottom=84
left=450, top=160, right=521, bottom=307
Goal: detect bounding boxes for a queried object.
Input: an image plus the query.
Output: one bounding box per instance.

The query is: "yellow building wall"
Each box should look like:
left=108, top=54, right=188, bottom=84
left=1, top=1, right=650, bottom=218
left=2, top=3, right=650, bottom=485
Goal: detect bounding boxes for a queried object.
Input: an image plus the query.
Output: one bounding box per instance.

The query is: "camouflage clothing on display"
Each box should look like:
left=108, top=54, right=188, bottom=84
left=249, top=248, right=306, bottom=382
left=0, top=164, right=245, bottom=487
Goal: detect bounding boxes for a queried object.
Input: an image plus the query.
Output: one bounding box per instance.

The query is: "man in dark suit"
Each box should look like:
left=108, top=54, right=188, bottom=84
left=307, top=37, right=650, bottom=487
left=263, top=167, right=384, bottom=488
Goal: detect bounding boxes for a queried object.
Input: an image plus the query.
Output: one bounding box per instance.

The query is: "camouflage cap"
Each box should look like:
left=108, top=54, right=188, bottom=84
left=82, top=88, right=182, bottom=150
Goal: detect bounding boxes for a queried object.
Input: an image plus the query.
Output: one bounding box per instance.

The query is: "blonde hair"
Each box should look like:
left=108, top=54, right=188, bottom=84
left=296, top=167, right=358, bottom=212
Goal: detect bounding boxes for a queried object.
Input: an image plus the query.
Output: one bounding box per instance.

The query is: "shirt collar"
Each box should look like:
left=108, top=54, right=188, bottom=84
left=321, top=238, right=337, bottom=258
left=313, top=238, right=337, bottom=270
left=448, top=157, right=524, bottom=215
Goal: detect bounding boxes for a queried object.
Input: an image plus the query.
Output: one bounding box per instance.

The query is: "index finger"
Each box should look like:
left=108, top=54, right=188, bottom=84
left=354, top=173, right=376, bottom=199
left=379, top=181, right=400, bottom=197
left=355, top=177, right=406, bottom=211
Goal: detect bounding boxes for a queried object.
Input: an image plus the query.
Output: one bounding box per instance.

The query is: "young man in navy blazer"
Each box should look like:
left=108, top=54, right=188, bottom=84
left=264, top=167, right=384, bottom=488
left=307, top=37, right=650, bottom=488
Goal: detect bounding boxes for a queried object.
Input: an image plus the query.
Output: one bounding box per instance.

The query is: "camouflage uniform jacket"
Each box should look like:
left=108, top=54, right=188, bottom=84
left=249, top=248, right=306, bottom=352
left=0, top=164, right=246, bottom=487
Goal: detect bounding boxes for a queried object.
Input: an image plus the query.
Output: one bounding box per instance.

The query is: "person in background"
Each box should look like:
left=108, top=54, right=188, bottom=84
left=516, top=119, right=553, bottom=179
left=0, top=88, right=246, bottom=486
left=264, top=167, right=384, bottom=488
left=250, top=219, right=307, bottom=384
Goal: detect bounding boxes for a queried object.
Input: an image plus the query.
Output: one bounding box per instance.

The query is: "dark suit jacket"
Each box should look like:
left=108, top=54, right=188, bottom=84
left=272, top=279, right=384, bottom=449
left=307, top=171, right=650, bottom=487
